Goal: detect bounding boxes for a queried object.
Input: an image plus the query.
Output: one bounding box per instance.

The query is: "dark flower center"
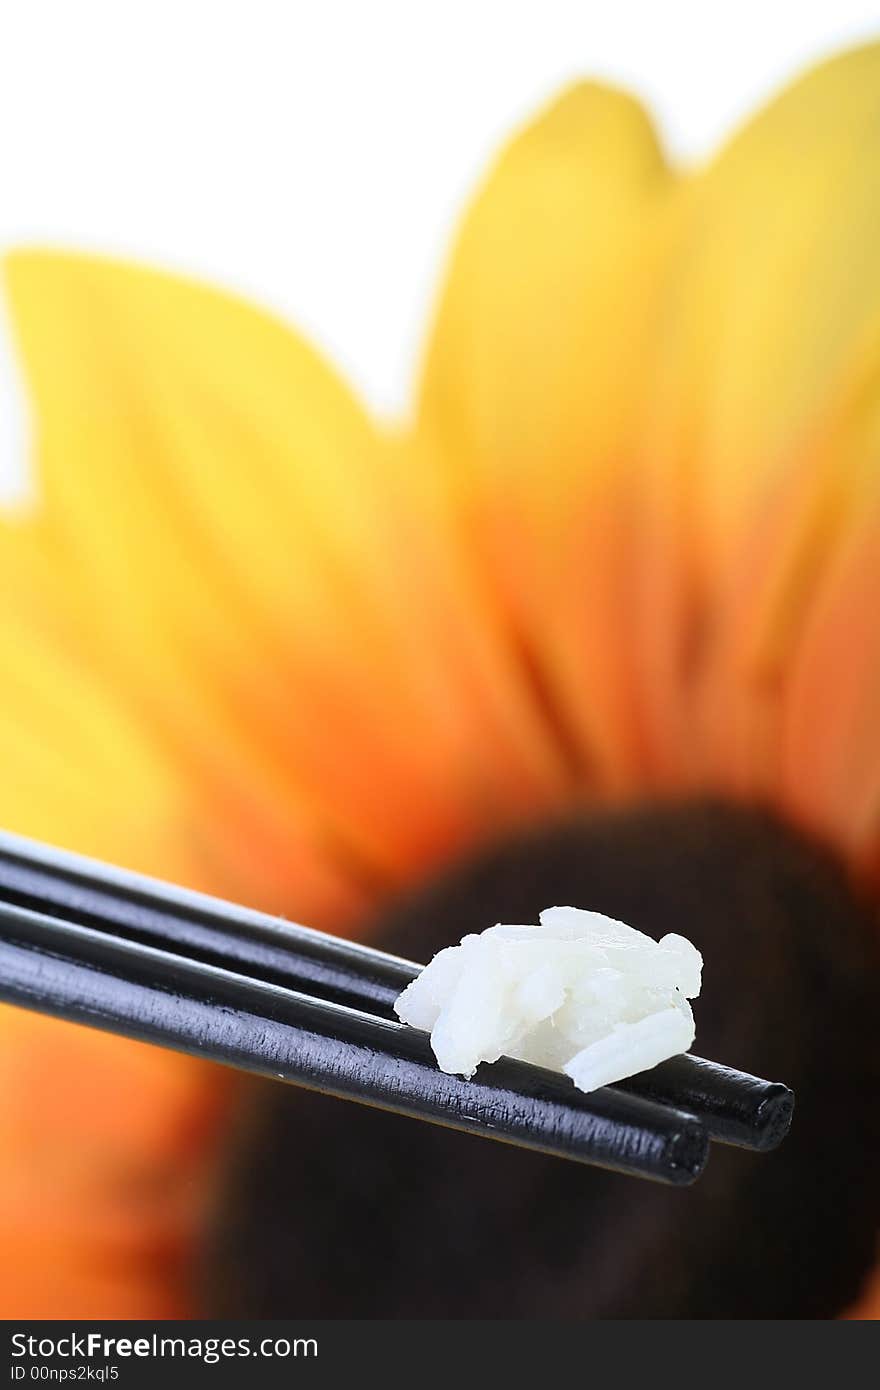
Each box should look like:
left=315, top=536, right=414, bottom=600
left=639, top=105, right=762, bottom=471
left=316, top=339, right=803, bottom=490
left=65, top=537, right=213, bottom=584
left=202, top=799, right=880, bottom=1318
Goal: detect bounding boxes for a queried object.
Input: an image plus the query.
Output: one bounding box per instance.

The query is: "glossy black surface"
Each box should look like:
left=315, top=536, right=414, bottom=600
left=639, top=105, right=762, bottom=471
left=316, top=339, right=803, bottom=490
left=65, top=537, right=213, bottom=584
left=0, top=828, right=793, bottom=1152
left=0, top=898, right=708, bottom=1184
left=0, top=830, right=412, bottom=1012
left=616, top=1054, right=794, bottom=1151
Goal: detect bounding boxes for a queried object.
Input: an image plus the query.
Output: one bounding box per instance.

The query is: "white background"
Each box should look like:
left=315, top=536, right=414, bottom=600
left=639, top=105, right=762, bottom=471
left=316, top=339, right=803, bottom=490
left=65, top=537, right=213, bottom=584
left=1, top=0, right=878, bottom=496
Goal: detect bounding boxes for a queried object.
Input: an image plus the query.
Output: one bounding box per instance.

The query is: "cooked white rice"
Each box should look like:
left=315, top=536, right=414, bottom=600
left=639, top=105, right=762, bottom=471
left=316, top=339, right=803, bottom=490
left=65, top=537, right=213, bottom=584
left=393, top=906, right=702, bottom=1093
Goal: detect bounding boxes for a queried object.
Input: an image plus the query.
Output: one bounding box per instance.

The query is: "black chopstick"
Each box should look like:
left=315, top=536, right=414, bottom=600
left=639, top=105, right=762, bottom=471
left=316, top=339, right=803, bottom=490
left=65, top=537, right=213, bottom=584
left=0, top=897, right=708, bottom=1185
left=0, top=828, right=411, bottom=1011
left=0, top=828, right=794, bottom=1151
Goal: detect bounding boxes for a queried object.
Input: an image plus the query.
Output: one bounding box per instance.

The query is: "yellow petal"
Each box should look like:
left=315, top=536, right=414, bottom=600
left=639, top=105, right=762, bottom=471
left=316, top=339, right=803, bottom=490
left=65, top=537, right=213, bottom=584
left=630, top=42, right=880, bottom=800
left=655, top=41, right=880, bottom=551
left=5, top=253, right=367, bottom=919
left=4, top=251, right=578, bottom=921
left=0, top=515, right=196, bottom=881
left=418, top=82, right=679, bottom=791
left=0, top=514, right=233, bottom=1319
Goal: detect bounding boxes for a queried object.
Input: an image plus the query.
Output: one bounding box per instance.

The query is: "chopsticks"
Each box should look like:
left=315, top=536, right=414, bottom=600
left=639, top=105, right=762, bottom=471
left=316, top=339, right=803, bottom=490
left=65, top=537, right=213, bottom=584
left=0, top=828, right=793, bottom=1183
left=0, top=899, right=708, bottom=1184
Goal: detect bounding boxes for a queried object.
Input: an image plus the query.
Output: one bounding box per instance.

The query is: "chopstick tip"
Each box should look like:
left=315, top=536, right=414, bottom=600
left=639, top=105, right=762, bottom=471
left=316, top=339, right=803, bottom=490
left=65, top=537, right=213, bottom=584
left=752, top=1083, right=795, bottom=1152
left=665, top=1115, right=711, bottom=1186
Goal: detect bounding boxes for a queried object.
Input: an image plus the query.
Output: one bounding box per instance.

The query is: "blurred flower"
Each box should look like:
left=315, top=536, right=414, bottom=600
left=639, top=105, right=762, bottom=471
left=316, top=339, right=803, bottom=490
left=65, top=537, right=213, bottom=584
left=1, top=41, right=879, bottom=1315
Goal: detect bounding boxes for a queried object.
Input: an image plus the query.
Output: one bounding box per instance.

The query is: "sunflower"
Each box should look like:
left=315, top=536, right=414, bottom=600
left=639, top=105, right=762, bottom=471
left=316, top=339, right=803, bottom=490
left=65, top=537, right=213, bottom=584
left=1, top=42, right=879, bottom=1318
